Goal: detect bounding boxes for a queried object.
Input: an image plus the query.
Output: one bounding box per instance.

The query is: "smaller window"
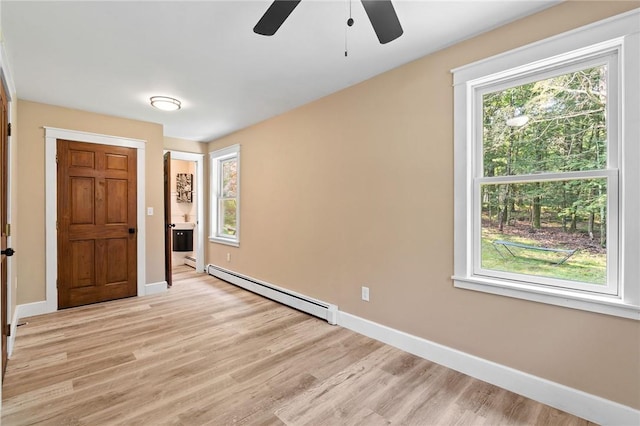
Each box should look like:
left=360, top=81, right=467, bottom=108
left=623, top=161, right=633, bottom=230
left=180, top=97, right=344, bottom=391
left=210, top=145, right=240, bottom=246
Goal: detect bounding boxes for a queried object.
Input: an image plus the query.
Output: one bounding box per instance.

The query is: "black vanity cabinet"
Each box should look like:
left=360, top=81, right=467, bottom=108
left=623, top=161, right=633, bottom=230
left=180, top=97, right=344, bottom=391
left=172, top=229, right=193, bottom=252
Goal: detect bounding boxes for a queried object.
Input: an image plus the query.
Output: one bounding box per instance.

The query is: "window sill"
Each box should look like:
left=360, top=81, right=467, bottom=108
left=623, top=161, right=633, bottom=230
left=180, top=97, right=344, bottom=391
left=209, top=236, right=239, bottom=247
left=452, top=275, right=639, bottom=320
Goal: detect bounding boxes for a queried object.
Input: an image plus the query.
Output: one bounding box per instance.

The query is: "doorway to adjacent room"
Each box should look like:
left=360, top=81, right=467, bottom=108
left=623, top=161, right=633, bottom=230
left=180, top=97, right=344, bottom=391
left=163, top=151, right=205, bottom=287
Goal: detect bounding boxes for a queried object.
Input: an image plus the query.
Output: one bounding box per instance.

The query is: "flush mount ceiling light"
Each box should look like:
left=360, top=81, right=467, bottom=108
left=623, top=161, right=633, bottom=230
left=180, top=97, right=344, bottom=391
left=150, top=96, right=181, bottom=111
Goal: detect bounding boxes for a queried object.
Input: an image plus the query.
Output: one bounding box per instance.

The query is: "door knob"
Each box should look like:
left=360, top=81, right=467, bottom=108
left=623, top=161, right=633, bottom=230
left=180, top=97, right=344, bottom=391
left=2, top=248, right=15, bottom=256
left=128, top=228, right=136, bottom=234
left=168, top=223, right=176, bottom=229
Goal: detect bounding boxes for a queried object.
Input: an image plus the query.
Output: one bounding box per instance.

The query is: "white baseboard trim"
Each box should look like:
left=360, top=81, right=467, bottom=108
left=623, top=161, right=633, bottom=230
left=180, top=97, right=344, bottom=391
left=16, top=301, right=52, bottom=319
left=337, top=311, right=639, bottom=426
left=15, top=281, right=167, bottom=320
left=8, top=308, right=19, bottom=358
left=144, top=281, right=168, bottom=296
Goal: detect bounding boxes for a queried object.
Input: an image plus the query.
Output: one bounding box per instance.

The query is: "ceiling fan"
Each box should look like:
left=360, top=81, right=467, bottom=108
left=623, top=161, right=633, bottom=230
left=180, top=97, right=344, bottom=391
left=254, top=0, right=403, bottom=44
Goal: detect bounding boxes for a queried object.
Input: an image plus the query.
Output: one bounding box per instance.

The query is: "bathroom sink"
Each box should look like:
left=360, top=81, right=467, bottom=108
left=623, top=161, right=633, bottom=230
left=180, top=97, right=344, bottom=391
left=173, top=222, right=195, bottom=230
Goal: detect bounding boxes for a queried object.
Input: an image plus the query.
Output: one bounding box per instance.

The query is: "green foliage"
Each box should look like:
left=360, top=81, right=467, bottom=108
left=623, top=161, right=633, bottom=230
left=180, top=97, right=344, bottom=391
left=481, top=65, right=608, bottom=247
left=481, top=229, right=606, bottom=285
left=222, top=199, right=237, bottom=236
left=220, top=158, right=238, bottom=236
left=221, top=158, right=238, bottom=197
left=483, top=65, right=607, bottom=176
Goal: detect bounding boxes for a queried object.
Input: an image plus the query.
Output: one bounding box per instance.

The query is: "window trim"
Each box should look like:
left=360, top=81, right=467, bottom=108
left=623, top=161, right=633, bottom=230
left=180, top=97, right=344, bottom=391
left=451, top=10, right=640, bottom=320
left=209, top=144, right=240, bottom=247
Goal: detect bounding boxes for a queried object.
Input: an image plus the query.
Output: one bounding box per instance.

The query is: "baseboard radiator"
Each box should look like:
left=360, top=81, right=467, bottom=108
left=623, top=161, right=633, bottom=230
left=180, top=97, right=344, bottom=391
left=184, top=256, right=196, bottom=269
left=206, top=264, right=338, bottom=325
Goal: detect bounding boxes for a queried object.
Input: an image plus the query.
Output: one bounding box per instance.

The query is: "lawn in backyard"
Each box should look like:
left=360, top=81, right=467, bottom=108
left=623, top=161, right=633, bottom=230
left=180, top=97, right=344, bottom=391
left=481, top=227, right=606, bottom=285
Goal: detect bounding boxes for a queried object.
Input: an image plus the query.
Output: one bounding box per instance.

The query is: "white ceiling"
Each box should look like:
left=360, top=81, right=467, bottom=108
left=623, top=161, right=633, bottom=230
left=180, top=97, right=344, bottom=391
left=1, top=0, right=560, bottom=142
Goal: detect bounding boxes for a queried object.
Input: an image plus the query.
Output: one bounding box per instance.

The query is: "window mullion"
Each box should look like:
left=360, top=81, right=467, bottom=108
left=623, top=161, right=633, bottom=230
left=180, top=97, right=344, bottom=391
left=477, top=169, right=616, bottom=185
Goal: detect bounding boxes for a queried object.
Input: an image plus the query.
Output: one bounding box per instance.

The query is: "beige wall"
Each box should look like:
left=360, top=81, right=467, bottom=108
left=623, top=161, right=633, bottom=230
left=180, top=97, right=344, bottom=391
left=170, top=159, right=197, bottom=224
left=16, top=100, right=165, bottom=303
left=207, top=2, right=640, bottom=409
left=164, top=136, right=207, bottom=155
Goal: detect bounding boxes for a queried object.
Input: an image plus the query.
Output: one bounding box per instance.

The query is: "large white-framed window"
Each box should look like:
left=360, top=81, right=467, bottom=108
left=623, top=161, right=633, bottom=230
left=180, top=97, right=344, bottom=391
left=452, top=10, right=640, bottom=320
left=209, top=144, right=240, bottom=246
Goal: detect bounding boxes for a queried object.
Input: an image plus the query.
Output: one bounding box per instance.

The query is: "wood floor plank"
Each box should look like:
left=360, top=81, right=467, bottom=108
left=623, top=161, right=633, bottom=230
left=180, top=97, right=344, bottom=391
left=2, top=265, right=595, bottom=425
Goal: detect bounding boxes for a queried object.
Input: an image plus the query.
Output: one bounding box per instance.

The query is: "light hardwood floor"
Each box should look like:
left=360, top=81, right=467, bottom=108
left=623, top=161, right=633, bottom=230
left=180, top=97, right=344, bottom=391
left=2, top=266, right=594, bottom=425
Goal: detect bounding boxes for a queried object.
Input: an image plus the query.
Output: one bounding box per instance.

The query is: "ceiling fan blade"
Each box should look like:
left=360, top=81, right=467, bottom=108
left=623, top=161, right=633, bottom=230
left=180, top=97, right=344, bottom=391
left=253, top=0, right=302, bottom=36
left=361, top=0, right=403, bottom=44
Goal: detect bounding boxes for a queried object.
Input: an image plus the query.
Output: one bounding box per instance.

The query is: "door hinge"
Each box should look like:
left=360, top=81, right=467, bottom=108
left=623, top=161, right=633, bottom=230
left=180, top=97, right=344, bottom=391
left=5, top=223, right=10, bottom=237
left=7, top=123, right=11, bottom=137
left=6, top=324, right=10, bottom=337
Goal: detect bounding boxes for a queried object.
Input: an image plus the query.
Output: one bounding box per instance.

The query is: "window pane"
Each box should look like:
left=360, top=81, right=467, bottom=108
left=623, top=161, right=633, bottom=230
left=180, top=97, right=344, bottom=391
left=220, top=199, right=237, bottom=237
left=221, top=158, right=237, bottom=198
left=483, top=65, right=607, bottom=176
left=480, top=179, right=607, bottom=285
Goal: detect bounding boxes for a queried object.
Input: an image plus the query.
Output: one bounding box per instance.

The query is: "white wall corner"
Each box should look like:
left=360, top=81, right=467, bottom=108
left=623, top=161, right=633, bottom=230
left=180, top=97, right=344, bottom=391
left=8, top=307, right=18, bottom=357
left=144, top=281, right=168, bottom=296
left=336, top=311, right=640, bottom=426
left=15, top=301, right=53, bottom=320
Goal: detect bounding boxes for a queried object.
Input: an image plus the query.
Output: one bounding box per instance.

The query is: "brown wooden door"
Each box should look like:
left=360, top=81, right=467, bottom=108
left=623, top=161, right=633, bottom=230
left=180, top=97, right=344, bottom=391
left=0, top=80, right=10, bottom=379
left=164, top=152, right=173, bottom=287
left=57, top=140, right=137, bottom=309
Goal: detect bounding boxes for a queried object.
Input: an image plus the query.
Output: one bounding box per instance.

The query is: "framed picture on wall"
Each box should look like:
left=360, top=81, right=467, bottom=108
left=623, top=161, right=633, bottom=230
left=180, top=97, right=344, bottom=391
left=176, top=173, right=192, bottom=203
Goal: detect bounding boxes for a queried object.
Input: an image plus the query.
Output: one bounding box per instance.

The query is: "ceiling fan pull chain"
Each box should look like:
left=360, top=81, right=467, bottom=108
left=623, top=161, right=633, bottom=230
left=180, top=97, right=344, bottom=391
left=345, top=0, right=354, bottom=57
left=345, top=32, right=348, bottom=57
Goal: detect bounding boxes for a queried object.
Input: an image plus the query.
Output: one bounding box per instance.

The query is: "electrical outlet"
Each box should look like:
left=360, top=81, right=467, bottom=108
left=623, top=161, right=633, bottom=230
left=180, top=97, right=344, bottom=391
left=361, top=286, right=370, bottom=302
left=226, top=253, right=231, bottom=262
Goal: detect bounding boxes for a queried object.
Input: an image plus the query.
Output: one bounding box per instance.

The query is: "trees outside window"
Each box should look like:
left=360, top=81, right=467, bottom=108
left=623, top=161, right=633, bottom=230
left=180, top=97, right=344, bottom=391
left=210, top=145, right=240, bottom=246
left=478, top=63, right=614, bottom=292
left=219, top=157, right=238, bottom=237
left=452, top=10, right=640, bottom=319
